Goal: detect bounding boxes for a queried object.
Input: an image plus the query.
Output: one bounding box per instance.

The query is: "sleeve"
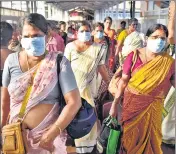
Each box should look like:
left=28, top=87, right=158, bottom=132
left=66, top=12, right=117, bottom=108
left=64, top=43, right=71, bottom=61
left=117, top=31, right=126, bottom=43
left=2, top=56, right=11, bottom=87
left=98, top=45, right=107, bottom=65
left=59, top=57, right=78, bottom=95
left=122, top=52, right=134, bottom=76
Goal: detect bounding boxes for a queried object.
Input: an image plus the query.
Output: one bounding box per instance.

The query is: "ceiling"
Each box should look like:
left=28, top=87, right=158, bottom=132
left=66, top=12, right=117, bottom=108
left=46, top=0, right=123, bottom=11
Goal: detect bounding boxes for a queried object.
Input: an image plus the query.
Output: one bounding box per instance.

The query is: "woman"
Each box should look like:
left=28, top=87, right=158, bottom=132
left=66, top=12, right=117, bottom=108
left=67, top=26, right=77, bottom=43
left=109, top=24, right=175, bottom=154
left=64, top=21, right=110, bottom=154
left=121, top=31, right=143, bottom=65
left=0, top=21, right=13, bottom=87
left=92, top=22, right=113, bottom=102
left=104, top=16, right=116, bottom=71
left=1, top=13, right=81, bottom=154
left=46, top=20, right=65, bottom=52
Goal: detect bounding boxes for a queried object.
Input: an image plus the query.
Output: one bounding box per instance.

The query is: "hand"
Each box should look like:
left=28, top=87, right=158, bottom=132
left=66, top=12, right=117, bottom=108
left=109, top=102, right=118, bottom=118
left=39, top=124, right=61, bottom=152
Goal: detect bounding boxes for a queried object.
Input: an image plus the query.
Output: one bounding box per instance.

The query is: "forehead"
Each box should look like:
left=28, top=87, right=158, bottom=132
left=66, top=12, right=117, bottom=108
left=105, top=20, right=111, bottom=23
left=131, top=21, right=138, bottom=25
left=22, top=24, right=44, bottom=35
left=78, top=25, right=90, bottom=31
left=150, top=29, right=166, bottom=36
left=95, top=26, right=103, bottom=31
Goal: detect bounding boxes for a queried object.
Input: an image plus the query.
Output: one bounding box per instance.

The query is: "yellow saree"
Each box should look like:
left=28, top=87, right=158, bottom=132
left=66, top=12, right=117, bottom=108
left=120, top=53, right=174, bottom=154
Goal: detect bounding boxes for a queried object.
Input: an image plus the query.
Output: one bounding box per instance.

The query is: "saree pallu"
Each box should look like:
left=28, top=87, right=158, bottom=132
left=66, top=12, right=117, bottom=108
left=120, top=53, right=175, bottom=154
left=7, top=51, right=67, bottom=154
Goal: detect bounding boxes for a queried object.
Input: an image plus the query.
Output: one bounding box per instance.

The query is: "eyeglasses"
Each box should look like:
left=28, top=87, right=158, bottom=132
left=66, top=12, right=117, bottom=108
left=149, top=35, right=166, bottom=41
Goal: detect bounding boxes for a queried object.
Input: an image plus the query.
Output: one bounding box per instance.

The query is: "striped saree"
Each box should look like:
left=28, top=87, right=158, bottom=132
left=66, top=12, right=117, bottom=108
left=120, top=53, right=175, bottom=154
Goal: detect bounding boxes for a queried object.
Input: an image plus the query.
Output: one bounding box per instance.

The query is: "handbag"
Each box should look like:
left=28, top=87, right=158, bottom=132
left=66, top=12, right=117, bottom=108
left=57, top=54, right=97, bottom=139
left=96, top=116, right=121, bottom=154
left=2, top=65, right=40, bottom=154
left=108, top=50, right=138, bottom=96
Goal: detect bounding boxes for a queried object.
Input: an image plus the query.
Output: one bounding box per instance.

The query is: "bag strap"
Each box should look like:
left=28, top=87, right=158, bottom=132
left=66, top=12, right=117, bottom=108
left=56, top=53, right=66, bottom=112
left=17, top=63, right=41, bottom=121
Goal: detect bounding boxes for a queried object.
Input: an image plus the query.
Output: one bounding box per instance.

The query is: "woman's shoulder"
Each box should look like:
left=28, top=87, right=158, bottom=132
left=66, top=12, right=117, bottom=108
left=6, top=52, right=19, bottom=63
left=65, top=41, right=75, bottom=49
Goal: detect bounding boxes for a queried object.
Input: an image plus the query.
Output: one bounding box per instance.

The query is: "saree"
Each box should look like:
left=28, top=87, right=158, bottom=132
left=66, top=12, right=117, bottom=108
left=120, top=53, right=175, bottom=154
left=64, top=42, right=106, bottom=153
left=8, top=51, right=67, bottom=154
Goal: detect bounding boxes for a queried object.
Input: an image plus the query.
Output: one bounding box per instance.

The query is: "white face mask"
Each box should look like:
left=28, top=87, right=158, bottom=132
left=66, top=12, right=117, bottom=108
left=95, top=31, right=104, bottom=39
left=147, top=38, right=166, bottom=53
left=67, top=33, right=74, bottom=38
left=78, top=32, right=91, bottom=42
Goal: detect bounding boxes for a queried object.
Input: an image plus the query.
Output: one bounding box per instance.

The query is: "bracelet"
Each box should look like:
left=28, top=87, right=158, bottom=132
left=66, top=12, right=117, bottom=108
left=54, top=123, right=62, bottom=134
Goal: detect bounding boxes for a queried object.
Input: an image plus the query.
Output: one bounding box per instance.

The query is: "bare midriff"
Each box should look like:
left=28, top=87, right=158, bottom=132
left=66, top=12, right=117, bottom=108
left=23, top=103, right=55, bottom=130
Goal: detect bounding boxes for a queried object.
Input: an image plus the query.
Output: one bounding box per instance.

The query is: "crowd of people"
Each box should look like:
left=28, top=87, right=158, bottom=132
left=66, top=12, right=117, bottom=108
left=0, top=1, right=175, bottom=154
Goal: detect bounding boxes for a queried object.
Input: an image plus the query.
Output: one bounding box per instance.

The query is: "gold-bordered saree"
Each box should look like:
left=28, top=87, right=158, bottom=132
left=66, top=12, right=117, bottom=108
left=120, top=53, right=175, bottom=154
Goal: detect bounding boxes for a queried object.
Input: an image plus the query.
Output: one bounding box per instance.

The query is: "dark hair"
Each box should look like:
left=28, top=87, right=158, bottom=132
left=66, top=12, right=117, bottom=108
left=0, top=21, right=13, bottom=46
left=47, top=20, right=58, bottom=30
left=93, top=22, right=104, bottom=30
left=146, top=24, right=168, bottom=37
left=104, top=16, right=113, bottom=23
left=59, top=21, right=66, bottom=25
left=20, top=13, right=48, bottom=34
left=77, top=21, right=91, bottom=31
left=121, top=21, right=126, bottom=26
left=128, top=18, right=138, bottom=25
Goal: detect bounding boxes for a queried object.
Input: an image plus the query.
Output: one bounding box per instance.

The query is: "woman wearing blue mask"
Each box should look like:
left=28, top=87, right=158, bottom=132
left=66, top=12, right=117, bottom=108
left=92, top=22, right=113, bottom=105
left=1, top=13, right=82, bottom=154
left=109, top=24, right=175, bottom=154
left=64, top=21, right=110, bottom=154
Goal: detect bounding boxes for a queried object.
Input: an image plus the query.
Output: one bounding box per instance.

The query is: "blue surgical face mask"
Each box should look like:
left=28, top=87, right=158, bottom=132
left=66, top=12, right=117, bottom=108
left=78, top=32, right=91, bottom=42
left=95, top=31, right=104, bottom=39
left=21, top=36, right=45, bottom=56
left=147, top=38, right=166, bottom=53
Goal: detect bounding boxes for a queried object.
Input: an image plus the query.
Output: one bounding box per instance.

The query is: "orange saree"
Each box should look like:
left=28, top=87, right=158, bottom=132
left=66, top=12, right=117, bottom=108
left=120, top=53, right=175, bottom=154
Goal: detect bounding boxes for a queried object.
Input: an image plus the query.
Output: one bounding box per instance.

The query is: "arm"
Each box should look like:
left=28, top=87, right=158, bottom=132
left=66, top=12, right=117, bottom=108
left=115, top=40, right=123, bottom=57
left=1, top=87, right=10, bottom=127
left=109, top=74, right=130, bottom=117
left=168, top=1, right=175, bottom=44
left=98, top=64, right=110, bottom=84
left=39, top=57, right=81, bottom=151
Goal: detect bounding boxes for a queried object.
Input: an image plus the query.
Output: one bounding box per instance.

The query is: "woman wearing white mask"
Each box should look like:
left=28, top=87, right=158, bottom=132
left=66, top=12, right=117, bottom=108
left=91, top=22, right=113, bottom=104
left=64, top=21, right=110, bottom=154
left=1, top=13, right=81, bottom=154
left=109, top=24, right=175, bottom=154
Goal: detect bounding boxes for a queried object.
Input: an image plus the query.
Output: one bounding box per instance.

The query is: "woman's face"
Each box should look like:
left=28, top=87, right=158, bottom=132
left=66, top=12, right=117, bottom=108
left=78, top=25, right=90, bottom=33
left=22, top=23, right=45, bottom=38
left=104, top=19, right=112, bottom=29
left=148, top=29, right=166, bottom=41
left=129, top=21, right=138, bottom=32
left=146, top=28, right=167, bottom=53
left=94, top=26, right=104, bottom=34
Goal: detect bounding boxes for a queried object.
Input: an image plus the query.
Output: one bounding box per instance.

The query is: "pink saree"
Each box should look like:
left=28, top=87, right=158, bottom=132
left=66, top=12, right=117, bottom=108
left=8, top=51, right=67, bottom=154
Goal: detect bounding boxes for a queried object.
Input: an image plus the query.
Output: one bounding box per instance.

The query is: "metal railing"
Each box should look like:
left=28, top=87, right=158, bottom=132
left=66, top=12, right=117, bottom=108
left=1, top=7, right=27, bottom=17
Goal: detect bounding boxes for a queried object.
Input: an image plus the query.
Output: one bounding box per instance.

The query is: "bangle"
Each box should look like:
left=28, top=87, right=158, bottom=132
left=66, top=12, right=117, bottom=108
left=54, top=123, right=62, bottom=134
